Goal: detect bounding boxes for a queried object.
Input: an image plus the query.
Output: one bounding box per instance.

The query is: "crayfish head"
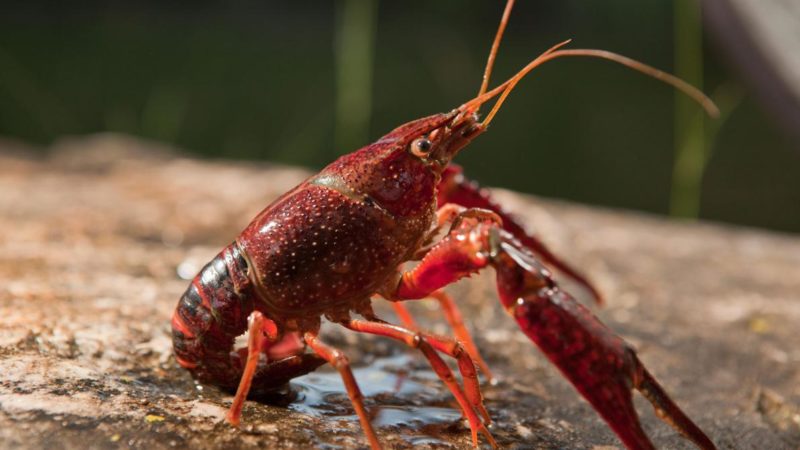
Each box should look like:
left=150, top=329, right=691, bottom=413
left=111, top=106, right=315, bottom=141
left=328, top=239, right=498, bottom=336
left=380, top=109, right=485, bottom=173
left=315, top=110, right=484, bottom=221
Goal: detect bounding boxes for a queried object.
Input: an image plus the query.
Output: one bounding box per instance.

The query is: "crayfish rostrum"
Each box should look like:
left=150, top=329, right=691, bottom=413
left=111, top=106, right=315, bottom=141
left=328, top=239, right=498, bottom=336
left=172, top=1, right=719, bottom=448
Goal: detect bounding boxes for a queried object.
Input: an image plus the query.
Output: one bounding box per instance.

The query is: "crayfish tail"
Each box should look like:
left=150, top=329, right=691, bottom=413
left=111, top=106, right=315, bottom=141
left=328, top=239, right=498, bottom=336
left=171, top=243, right=253, bottom=385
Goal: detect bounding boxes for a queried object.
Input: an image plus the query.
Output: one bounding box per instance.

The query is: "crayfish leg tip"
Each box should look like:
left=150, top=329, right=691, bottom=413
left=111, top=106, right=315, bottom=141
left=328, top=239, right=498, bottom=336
left=478, top=405, right=492, bottom=425
left=475, top=363, right=495, bottom=382
left=224, top=414, right=240, bottom=428
left=482, top=428, right=499, bottom=449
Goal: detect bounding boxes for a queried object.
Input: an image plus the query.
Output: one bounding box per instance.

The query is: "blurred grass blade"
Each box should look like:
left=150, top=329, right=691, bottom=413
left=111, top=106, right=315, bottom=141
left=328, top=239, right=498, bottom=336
left=140, top=85, right=187, bottom=143
left=670, top=0, right=705, bottom=219
left=0, top=45, right=73, bottom=137
left=334, top=0, right=378, bottom=155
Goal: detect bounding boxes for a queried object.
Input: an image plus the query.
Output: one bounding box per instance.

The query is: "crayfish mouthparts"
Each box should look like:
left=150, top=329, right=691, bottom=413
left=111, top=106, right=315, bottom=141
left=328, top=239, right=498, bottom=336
left=426, top=112, right=485, bottom=166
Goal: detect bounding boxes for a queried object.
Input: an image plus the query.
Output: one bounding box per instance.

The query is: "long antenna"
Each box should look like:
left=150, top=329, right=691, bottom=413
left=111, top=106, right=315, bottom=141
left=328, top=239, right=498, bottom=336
left=480, top=47, right=720, bottom=127
left=477, top=0, right=515, bottom=99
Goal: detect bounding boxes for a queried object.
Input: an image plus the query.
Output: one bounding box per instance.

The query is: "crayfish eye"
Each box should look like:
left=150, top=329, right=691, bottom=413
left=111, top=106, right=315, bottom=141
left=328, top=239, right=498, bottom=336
left=410, top=138, right=432, bottom=157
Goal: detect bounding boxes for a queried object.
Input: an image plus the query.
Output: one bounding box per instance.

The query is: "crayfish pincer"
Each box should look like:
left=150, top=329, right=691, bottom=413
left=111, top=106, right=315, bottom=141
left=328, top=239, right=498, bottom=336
left=172, top=1, right=719, bottom=448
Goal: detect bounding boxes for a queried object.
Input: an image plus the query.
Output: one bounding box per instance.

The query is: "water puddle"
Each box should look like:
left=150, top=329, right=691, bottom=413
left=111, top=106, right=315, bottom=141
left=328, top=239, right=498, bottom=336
left=289, top=353, right=463, bottom=445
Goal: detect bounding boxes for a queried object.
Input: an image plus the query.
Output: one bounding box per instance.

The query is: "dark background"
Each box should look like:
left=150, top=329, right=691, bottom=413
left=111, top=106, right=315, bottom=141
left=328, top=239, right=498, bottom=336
left=1, top=0, right=798, bottom=232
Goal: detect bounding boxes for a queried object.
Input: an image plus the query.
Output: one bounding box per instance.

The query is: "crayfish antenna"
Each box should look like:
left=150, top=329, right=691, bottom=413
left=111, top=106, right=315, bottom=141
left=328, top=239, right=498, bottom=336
left=477, top=0, right=516, bottom=98
left=480, top=47, right=720, bottom=128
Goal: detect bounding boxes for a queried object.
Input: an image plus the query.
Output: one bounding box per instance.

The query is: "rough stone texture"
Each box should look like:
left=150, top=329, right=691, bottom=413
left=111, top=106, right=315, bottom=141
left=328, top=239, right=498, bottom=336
left=1, top=134, right=799, bottom=450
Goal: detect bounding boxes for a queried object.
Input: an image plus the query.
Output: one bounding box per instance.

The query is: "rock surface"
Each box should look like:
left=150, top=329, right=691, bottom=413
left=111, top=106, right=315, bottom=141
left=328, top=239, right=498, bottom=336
left=1, top=134, right=799, bottom=449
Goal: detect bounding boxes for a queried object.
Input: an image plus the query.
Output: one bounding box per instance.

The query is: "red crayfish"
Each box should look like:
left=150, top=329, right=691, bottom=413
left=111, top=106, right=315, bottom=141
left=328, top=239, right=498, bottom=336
left=172, top=1, right=719, bottom=448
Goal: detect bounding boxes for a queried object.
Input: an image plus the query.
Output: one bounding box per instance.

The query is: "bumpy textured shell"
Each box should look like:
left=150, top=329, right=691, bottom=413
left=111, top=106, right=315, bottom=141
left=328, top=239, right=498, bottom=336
left=237, top=137, right=438, bottom=318
left=172, top=112, right=454, bottom=389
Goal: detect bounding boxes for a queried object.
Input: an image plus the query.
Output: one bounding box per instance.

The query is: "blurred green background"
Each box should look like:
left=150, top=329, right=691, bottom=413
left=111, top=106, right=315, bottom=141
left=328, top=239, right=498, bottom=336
left=1, top=1, right=798, bottom=232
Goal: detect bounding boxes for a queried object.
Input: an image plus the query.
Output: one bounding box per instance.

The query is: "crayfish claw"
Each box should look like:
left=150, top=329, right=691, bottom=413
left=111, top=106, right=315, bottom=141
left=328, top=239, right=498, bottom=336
left=491, top=230, right=716, bottom=450
left=635, top=362, right=717, bottom=450
left=388, top=215, right=715, bottom=449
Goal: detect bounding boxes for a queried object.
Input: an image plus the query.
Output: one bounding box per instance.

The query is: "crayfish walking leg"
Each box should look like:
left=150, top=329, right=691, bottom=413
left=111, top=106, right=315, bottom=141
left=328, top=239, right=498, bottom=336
left=340, top=318, right=496, bottom=448
left=226, top=311, right=267, bottom=426
left=390, top=290, right=495, bottom=380
left=389, top=213, right=717, bottom=450
left=303, top=331, right=382, bottom=450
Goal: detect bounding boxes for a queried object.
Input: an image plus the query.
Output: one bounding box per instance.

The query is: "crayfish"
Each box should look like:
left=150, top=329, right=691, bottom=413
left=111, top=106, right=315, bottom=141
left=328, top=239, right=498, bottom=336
left=172, top=1, right=719, bottom=448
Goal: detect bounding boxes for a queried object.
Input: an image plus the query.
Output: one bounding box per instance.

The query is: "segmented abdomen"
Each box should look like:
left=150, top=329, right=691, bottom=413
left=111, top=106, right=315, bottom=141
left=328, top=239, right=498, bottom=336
left=171, top=243, right=255, bottom=390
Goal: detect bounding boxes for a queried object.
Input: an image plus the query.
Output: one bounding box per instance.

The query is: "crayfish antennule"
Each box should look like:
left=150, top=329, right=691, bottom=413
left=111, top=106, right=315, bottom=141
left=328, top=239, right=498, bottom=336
left=477, top=0, right=516, bottom=98
left=479, top=39, right=574, bottom=127
left=459, top=39, right=573, bottom=120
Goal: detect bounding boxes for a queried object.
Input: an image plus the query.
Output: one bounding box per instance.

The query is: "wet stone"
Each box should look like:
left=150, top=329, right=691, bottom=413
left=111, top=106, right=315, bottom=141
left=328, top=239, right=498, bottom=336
left=1, top=134, right=799, bottom=449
